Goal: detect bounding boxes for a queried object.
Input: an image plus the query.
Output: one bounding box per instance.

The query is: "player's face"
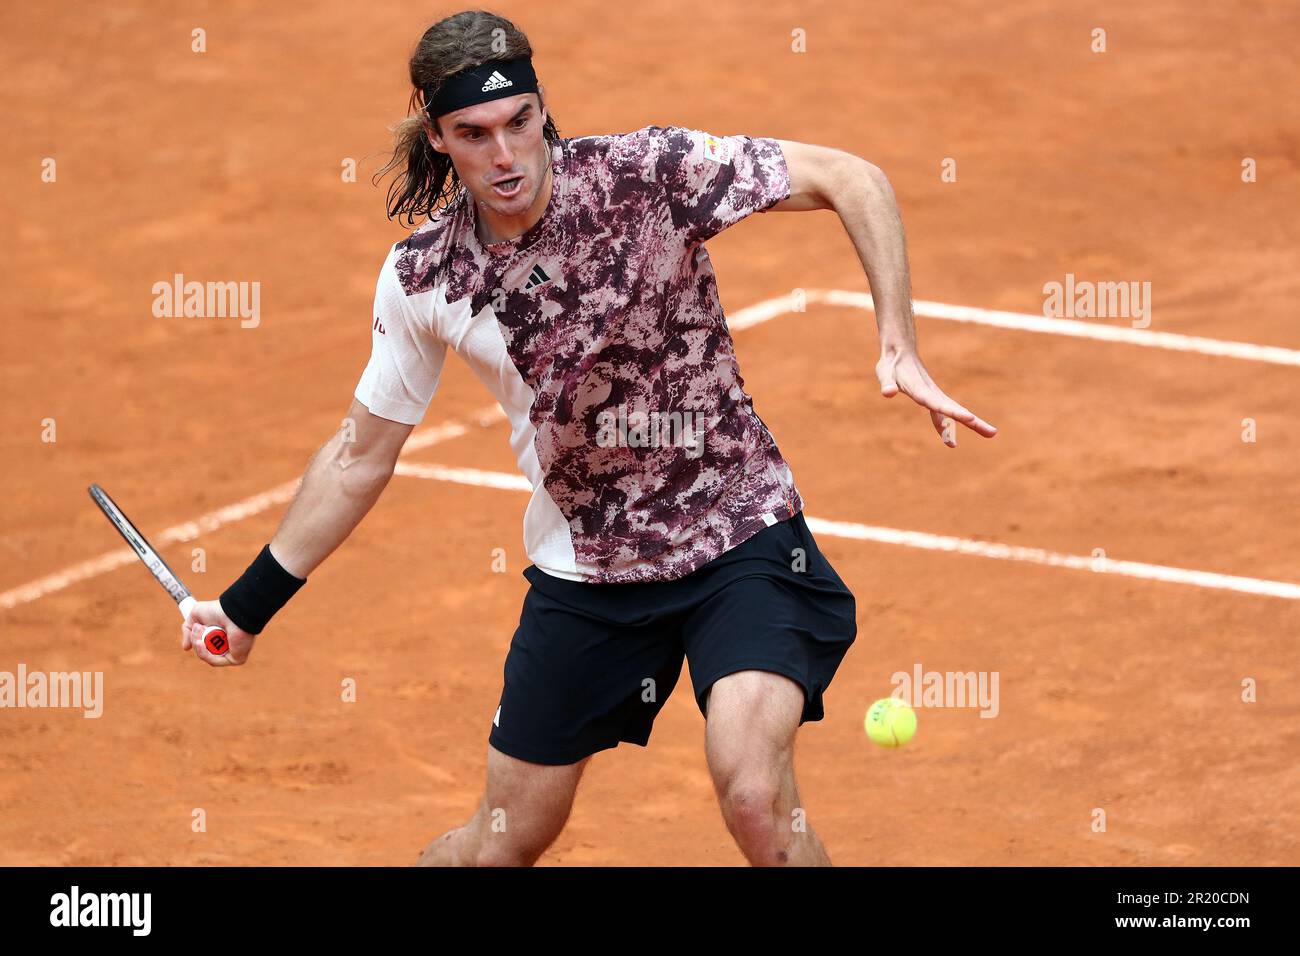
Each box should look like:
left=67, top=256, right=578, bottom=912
left=429, top=92, right=549, bottom=218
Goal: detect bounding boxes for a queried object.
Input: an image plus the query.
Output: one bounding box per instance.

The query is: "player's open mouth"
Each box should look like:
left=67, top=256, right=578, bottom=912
left=491, top=176, right=524, bottom=198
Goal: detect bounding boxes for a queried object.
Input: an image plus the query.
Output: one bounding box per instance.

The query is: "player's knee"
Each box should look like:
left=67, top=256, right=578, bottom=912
left=719, top=776, right=782, bottom=842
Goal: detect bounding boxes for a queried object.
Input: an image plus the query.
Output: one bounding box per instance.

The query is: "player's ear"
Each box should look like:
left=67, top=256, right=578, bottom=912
left=425, top=120, right=447, bottom=155
left=535, top=89, right=546, bottom=123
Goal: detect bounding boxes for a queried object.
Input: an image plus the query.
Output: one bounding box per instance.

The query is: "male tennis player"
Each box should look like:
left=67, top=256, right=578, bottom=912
left=182, top=11, right=995, bottom=866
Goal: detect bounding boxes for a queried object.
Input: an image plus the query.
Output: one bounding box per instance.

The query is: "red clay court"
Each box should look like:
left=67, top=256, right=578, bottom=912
left=1, top=1, right=1297, bottom=864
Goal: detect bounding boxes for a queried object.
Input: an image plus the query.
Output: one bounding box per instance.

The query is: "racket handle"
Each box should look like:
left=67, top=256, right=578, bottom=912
left=200, top=625, right=230, bottom=656
left=178, top=596, right=232, bottom=657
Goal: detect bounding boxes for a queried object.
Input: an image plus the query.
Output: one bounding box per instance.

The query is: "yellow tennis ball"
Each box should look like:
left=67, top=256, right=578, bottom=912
left=865, top=697, right=917, bottom=748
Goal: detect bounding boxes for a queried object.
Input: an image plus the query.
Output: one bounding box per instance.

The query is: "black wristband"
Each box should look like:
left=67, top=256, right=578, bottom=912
left=219, top=544, right=306, bottom=635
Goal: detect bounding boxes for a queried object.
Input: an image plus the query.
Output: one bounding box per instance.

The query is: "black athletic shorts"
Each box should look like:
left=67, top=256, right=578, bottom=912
left=488, top=510, right=858, bottom=766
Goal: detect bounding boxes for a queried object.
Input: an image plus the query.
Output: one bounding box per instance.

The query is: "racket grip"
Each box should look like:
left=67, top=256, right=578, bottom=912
left=178, top=596, right=232, bottom=657
left=200, top=625, right=230, bottom=656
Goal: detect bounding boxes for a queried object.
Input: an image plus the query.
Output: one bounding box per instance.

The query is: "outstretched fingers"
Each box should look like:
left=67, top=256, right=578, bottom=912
left=877, top=350, right=998, bottom=443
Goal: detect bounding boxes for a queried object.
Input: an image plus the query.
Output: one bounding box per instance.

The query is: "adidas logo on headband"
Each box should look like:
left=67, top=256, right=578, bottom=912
left=428, top=58, right=536, bottom=119
left=481, top=71, right=514, bottom=92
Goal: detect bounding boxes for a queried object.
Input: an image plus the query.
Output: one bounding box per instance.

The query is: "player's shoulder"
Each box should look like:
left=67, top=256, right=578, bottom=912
left=648, top=125, right=746, bottom=165
left=597, top=125, right=746, bottom=176
left=564, top=126, right=731, bottom=196
left=563, top=125, right=673, bottom=178
left=386, top=190, right=473, bottom=296
left=565, top=125, right=653, bottom=154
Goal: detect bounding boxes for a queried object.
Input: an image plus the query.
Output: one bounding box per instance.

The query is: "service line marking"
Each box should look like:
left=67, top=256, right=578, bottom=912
left=389, top=463, right=1300, bottom=601
left=3, top=290, right=1295, bottom=611
left=730, top=290, right=1300, bottom=367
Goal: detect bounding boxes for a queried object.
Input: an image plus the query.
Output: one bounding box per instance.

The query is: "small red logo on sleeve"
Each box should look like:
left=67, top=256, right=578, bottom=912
left=373, top=316, right=386, bottom=334
left=703, top=135, right=733, bottom=165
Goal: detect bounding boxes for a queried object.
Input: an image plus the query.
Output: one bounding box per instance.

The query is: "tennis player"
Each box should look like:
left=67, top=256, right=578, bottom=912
left=182, top=10, right=996, bottom=866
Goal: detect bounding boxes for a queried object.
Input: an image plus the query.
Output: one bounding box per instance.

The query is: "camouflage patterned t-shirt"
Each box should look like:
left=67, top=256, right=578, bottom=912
left=355, top=125, right=803, bottom=583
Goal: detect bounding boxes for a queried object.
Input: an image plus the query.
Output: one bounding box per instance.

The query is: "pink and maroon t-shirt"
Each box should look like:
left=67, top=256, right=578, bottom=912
left=355, top=125, right=803, bottom=583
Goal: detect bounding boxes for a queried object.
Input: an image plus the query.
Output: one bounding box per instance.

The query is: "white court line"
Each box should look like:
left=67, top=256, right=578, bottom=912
left=802, top=516, right=1300, bottom=601
left=0, top=479, right=303, bottom=611
left=394, top=461, right=531, bottom=491
left=402, top=405, right=506, bottom=453
left=730, top=290, right=1300, bottom=367
left=3, top=289, right=1295, bottom=612
left=0, top=404, right=504, bottom=611
left=392, top=464, right=1300, bottom=601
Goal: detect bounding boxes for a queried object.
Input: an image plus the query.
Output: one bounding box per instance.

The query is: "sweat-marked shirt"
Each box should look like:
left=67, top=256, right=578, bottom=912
left=355, top=125, right=803, bottom=583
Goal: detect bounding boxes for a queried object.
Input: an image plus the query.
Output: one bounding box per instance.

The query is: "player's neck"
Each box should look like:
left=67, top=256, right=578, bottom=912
left=475, top=158, right=554, bottom=246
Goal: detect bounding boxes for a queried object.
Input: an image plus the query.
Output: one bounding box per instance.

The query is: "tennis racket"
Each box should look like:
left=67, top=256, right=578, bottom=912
left=87, top=484, right=230, bottom=657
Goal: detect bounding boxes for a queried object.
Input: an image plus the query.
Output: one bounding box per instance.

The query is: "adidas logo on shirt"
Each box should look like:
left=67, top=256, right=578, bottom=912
left=481, top=71, right=513, bottom=92
left=524, top=263, right=552, bottom=290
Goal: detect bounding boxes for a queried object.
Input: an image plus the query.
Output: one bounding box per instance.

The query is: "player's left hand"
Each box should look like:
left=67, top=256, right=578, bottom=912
left=875, top=347, right=997, bottom=446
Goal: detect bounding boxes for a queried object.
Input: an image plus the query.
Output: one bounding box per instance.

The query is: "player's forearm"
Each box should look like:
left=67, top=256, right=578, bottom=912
left=829, top=158, right=917, bottom=355
left=269, top=427, right=398, bottom=578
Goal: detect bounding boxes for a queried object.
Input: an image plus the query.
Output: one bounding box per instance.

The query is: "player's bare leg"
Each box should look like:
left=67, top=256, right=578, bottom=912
left=704, top=670, right=831, bottom=866
left=417, top=744, right=589, bottom=866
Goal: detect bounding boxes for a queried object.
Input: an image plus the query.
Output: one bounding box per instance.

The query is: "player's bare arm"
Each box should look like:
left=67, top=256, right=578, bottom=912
left=269, top=399, right=414, bottom=577
left=770, top=139, right=997, bottom=446
left=180, top=399, right=413, bottom=666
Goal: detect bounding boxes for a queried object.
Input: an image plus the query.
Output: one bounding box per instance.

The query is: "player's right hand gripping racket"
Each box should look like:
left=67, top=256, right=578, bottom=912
left=87, top=484, right=230, bottom=657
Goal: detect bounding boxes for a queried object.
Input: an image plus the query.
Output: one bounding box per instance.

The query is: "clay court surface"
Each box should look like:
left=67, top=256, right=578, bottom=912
left=2, top=2, right=1297, bottom=865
